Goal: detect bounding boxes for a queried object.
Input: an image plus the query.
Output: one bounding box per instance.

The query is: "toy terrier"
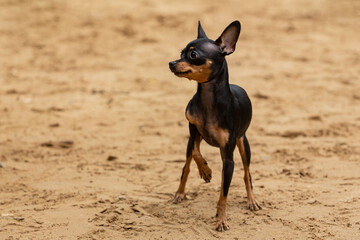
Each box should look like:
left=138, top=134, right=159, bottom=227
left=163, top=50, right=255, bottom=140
left=169, top=21, right=261, bottom=231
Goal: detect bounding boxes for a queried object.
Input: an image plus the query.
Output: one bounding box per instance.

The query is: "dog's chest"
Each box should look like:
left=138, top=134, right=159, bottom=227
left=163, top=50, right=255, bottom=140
left=186, top=110, right=229, bottom=147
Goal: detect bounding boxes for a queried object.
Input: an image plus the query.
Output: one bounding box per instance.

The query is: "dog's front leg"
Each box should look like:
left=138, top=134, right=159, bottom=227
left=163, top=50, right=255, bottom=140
left=174, top=123, right=203, bottom=203
left=216, top=142, right=235, bottom=231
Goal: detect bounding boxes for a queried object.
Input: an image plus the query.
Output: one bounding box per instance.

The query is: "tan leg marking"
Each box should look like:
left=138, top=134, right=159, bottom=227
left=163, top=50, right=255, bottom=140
left=173, top=134, right=212, bottom=204
left=173, top=154, right=192, bottom=203
left=193, top=135, right=212, bottom=183
left=237, top=137, right=261, bottom=211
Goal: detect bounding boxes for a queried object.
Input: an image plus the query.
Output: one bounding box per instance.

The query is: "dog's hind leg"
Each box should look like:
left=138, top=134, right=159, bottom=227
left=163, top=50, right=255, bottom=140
left=237, top=134, right=261, bottom=211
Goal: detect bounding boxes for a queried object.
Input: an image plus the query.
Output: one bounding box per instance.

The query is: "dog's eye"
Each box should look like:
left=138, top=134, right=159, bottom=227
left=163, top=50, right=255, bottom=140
left=189, top=50, right=198, bottom=60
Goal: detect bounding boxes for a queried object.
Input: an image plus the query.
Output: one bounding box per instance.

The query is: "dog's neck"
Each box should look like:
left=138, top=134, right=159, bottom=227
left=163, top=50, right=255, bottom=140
left=196, top=60, right=232, bottom=116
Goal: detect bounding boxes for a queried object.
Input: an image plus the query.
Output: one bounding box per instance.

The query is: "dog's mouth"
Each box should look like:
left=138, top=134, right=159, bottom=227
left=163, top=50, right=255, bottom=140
left=174, top=70, right=191, bottom=76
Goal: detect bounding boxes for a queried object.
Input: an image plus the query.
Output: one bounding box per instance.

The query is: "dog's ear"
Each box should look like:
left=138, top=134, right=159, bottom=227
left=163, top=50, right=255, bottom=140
left=197, top=21, right=208, bottom=39
left=215, top=21, right=241, bottom=55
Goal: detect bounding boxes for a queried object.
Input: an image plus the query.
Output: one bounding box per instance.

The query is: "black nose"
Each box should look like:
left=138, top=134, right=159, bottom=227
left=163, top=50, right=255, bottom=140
left=169, top=61, right=177, bottom=70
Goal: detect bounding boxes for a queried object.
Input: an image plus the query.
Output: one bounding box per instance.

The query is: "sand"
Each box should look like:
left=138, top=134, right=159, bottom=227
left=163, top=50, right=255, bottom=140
left=0, top=0, right=360, bottom=239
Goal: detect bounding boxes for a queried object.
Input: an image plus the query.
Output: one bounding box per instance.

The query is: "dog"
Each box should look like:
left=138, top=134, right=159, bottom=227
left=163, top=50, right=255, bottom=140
left=169, top=21, right=261, bottom=231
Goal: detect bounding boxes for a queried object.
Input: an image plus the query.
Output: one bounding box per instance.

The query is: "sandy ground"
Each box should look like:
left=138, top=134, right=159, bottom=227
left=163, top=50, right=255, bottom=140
left=0, top=0, right=360, bottom=239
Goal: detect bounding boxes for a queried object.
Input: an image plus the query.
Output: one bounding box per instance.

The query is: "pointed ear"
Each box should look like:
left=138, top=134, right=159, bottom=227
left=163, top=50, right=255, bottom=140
left=197, top=21, right=208, bottom=39
left=215, top=21, right=241, bottom=55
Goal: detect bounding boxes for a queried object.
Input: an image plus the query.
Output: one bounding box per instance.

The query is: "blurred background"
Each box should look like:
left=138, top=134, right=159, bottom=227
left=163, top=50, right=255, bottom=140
left=0, top=0, right=359, bottom=239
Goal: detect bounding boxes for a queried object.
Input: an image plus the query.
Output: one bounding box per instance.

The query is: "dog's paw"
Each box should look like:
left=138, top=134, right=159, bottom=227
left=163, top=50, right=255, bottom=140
left=172, top=192, right=186, bottom=204
left=198, top=165, right=212, bottom=183
left=248, top=198, right=262, bottom=211
left=215, top=219, right=230, bottom=232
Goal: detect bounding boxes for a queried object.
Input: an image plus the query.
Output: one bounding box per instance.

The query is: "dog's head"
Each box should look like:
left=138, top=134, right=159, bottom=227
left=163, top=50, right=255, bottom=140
left=169, top=21, right=241, bottom=83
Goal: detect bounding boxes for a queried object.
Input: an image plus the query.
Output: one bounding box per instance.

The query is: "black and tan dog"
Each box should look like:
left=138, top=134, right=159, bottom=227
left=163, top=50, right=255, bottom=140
left=169, top=21, right=261, bottom=231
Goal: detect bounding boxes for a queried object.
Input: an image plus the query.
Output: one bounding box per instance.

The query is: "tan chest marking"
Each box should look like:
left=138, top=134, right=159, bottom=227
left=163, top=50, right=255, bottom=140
left=186, top=110, right=229, bottom=147
left=186, top=110, right=201, bottom=125
left=206, top=124, right=229, bottom=148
